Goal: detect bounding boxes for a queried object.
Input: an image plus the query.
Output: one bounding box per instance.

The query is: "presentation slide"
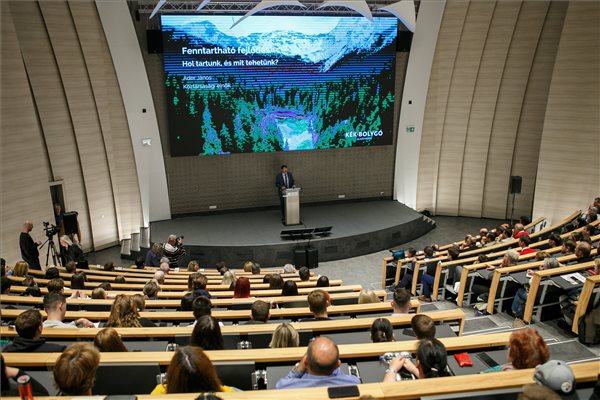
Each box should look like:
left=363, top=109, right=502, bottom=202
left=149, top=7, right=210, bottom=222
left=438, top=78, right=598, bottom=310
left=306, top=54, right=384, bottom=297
left=161, top=15, right=398, bottom=156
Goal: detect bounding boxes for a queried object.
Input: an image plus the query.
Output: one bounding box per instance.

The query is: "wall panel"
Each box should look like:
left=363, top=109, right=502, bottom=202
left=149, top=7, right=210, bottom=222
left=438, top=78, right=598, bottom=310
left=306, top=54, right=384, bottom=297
left=458, top=1, right=521, bottom=217
left=68, top=0, right=143, bottom=239
left=9, top=0, right=93, bottom=252
left=38, top=0, right=118, bottom=248
left=533, top=2, right=600, bottom=224
left=508, top=0, right=568, bottom=219
left=481, top=1, right=549, bottom=219
left=1, top=2, right=54, bottom=264
left=416, top=0, right=469, bottom=213
left=435, top=0, right=495, bottom=215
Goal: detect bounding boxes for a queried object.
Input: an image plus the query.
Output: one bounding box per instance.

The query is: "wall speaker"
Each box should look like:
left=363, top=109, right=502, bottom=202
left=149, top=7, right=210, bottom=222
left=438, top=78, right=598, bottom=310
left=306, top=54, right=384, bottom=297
left=509, top=176, right=522, bottom=194
left=146, top=29, right=163, bottom=54
left=396, top=31, right=413, bottom=52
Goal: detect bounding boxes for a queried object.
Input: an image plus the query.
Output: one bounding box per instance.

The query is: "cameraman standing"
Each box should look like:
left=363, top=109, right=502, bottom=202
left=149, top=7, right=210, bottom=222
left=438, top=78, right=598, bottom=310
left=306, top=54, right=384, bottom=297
left=162, top=234, right=185, bottom=268
left=19, top=221, right=41, bottom=270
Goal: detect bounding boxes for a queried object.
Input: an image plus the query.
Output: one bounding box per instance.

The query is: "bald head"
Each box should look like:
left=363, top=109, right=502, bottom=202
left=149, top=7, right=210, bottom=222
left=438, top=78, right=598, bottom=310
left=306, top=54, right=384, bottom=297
left=153, top=271, right=165, bottom=284
left=168, top=234, right=177, bottom=245
left=306, top=336, right=340, bottom=375
left=23, top=221, right=33, bottom=232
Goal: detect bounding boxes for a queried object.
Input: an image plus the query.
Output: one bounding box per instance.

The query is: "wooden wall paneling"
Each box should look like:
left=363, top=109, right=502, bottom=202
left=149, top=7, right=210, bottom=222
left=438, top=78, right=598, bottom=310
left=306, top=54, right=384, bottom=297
left=68, top=0, right=143, bottom=239
left=435, top=0, right=496, bottom=215
left=416, top=0, right=469, bottom=213
left=8, top=1, right=93, bottom=253
left=533, top=2, right=600, bottom=224
left=38, top=0, right=118, bottom=249
left=458, top=1, right=522, bottom=217
left=507, top=1, right=568, bottom=220
left=0, top=3, right=54, bottom=264
left=481, top=1, right=550, bottom=219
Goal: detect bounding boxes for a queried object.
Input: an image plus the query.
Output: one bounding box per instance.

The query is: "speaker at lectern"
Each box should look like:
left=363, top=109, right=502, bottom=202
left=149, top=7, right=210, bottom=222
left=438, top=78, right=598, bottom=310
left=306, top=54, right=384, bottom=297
left=283, top=187, right=301, bottom=226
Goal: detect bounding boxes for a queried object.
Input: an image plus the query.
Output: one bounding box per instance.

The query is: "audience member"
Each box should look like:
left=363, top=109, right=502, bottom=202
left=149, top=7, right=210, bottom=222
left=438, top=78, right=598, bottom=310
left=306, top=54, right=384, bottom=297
left=395, top=247, right=418, bottom=289
left=44, top=266, right=60, bottom=280
left=281, top=280, right=299, bottom=296
left=518, top=383, right=561, bottom=400
left=106, top=294, right=143, bottom=328
left=98, top=281, right=112, bottom=291
left=43, top=292, right=94, bottom=328
left=180, top=292, right=197, bottom=311
left=70, top=271, right=87, bottom=290
left=1, top=278, right=11, bottom=294
left=151, top=346, right=234, bottom=394
left=270, top=323, right=300, bottom=348
left=233, top=276, right=251, bottom=298
left=275, top=336, right=360, bottom=389
left=153, top=270, right=166, bottom=285
left=283, top=263, right=296, bottom=274
left=134, top=256, right=145, bottom=269
left=160, top=262, right=171, bottom=275
left=243, top=300, right=270, bottom=324
left=512, top=258, right=560, bottom=322
left=411, top=314, right=436, bottom=340
left=192, top=274, right=212, bottom=298
left=573, top=241, right=592, bottom=263
left=132, top=294, right=146, bottom=311
left=143, top=281, right=160, bottom=300
left=513, top=223, right=528, bottom=240
left=560, top=240, right=576, bottom=256
left=144, top=243, right=162, bottom=268
left=114, top=275, right=126, bottom=284
left=64, top=260, right=77, bottom=274
left=301, top=289, right=330, bottom=321
left=187, top=272, right=201, bottom=291
left=391, top=288, right=411, bottom=315
left=187, top=260, right=200, bottom=272
left=243, top=261, right=254, bottom=273
left=484, top=328, right=549, bottom=372
left=1, top=354, right=48, bottom=396
left=370, top=318, right=394, bottom=343
left=298, top=267, right=310, bottom=281
left=190, top=315, right=224, bottom=350
left=192, top=296, right=213, bottom=320
left=262, top=273, right=272, bottom=284
left=13, top=261, right=29, bottom=277
left=46, top=278, right=65, bottom=294
left=519, top=235, right=537, bottom=255
left=163, top=234, right=186, bottom=268
left=547, top=234, right=562, bottom=250
left=2, top=309, right=66, bottom=353
left=269, top=273, right=284, bottom=289
left=251, top=263, right=261, bottom=275
left=384, top=338, right=449, bottom=381
left=221, top=270, right=236, bottom=289
left=358, top=289, right=381, bottom=304
left=53, top=343, right=100, bottom=395
left=91, top=287, right=107, bottom=300
left=104, top=261, right=116, bottom=272
left=94, top=328, right=128, bottom=352
left=316, top=275, right=330, bottom=287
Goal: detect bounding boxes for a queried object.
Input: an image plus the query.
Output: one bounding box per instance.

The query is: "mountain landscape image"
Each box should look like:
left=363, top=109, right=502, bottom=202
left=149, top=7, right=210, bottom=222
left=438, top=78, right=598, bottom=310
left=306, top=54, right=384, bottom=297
left=162, top=15, right=398, bottom=156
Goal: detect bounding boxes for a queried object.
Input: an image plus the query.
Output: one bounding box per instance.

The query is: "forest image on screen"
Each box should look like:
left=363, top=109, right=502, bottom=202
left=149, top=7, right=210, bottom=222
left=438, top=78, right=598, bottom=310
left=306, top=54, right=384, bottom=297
left=162, top=15, right=397, bottom=156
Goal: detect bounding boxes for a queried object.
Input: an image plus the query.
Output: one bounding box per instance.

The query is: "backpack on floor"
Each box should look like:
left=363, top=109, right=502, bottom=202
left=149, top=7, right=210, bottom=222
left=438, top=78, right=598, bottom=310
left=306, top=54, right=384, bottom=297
left=577, top=304, right=600, bottom=345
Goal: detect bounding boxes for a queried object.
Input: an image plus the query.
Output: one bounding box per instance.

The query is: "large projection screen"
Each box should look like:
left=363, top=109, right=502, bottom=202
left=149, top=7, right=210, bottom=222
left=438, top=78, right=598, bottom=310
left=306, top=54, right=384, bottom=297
left=161, top=15, right=398, bottom=157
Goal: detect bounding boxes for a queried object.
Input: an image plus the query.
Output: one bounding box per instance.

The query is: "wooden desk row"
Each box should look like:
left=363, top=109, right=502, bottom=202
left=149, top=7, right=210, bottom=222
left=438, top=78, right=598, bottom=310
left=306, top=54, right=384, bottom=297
left=0, top=288, right=385, bottom=308
left=3, top=360, right=597, bottom=400
left=0, top=308, right=466, bottom=338
left=7, top=282, right=361, bottom=299
left=7, top=275, right=341, bottom=292
left=0, top=300, right=420, bottom=321
left=86, top=265, right=298, bottom=277
left=572, top=274, right=600, bottom=334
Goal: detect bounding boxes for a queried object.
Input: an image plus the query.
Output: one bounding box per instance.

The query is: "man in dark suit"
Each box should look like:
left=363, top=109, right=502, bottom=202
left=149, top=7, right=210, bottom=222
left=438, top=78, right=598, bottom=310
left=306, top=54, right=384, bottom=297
left=275, top=164, right=295, bottom=220
left=19, top=221, right=41, bottom=270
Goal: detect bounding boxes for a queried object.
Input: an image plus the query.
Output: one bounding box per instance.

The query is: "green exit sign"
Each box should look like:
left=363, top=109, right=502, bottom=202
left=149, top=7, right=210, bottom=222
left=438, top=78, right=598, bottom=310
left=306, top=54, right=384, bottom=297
left=406, top=125, right=415, bottom=133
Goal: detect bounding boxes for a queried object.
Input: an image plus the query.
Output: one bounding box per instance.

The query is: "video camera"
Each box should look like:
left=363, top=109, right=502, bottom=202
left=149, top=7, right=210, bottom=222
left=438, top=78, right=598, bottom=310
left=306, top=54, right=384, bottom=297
left=42, top=221, right=60, bottom=238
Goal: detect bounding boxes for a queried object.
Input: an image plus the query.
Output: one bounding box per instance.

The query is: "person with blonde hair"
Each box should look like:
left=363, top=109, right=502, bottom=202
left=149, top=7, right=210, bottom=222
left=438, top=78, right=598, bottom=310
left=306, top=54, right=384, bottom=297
left=53, top=343, right=100, bottom=395
left=12, top=261, right=29, bottom=277
left=270, top=322, right=300, bottom=348
left=187, top=260, right=200, bottom=272
left=143, top=280, right=160, bottom=300
left=358, top=289, right=381, bottom=304
left=91, top=287, right=107, bottom=300
left=243, top=261, right=254, bottom=273
left=106, top=295, right=142, bottom=328
left=144, top=243, right=163, bottom=268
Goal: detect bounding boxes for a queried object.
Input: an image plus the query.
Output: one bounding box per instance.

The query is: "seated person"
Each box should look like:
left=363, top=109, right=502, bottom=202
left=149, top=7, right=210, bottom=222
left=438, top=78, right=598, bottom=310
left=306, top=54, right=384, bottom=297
left=298, top=267, right=310, bottom=282
left=370, top=318, right=394, bottom=342
left=91, top=287, right=107, bottom=299
left=144, top=243, right=162, bottom=268
left=483, top=328, right=549, bottom=372
left=518, top=235, right=537, bottom=255
left=316, top=275, right=329, bottom=287
left=1, top=355, right=48, bottom=396
left=1, top=277, right=11, bottom=295
left=153, top=271, right=165, bottom=285
left=64, top=261, right=77, bottom=274
left=243, top=300, right=270, bottom=324
left=513, top=223, right=529, bottom=239
left=472, top=249, right=520, bottom=300
left=190, top=315, right=224, bottom=350
left=94, top=328, right=128, bottom=352
left=270, top=323, right=300, bottom=348
left=143, top=280, right=160, bottom=300
left=281, top=280, right=299, bottom=296
left=53, top=343, right=100, bottom=396
left=114, top=275, right=126, bottom=284
left=395, top=247, right=418, bottom=289
left=300, top=289, right=330, bottom=321
left=106, top=294, right=155, bottom=328
left=391, top=288, right=411, bottom=315
left=275, top=336, right=360, bottom=389
left=511, top=258, right=561, bottom=321
left=2, top=309, right=66, bottom=353
left=192, top=274, right=213, bottom=298
left=43, top=292, right=94, bottom=328
left=180, top=292, right=197, bottom=311
left=269, top=273, right=284, bottom=290
left=187, top=260, right=200, bottom=272
left=358, top=289, right=381, bottom=304
left=384, top=338, right=450, bottom=381
left=233, top=277, right=251, bottom=298
left=44, top=267, right=60, bottom=280
left=411, top=314, right=436, bottom=340
left=151, top=346, right=234, bottom=394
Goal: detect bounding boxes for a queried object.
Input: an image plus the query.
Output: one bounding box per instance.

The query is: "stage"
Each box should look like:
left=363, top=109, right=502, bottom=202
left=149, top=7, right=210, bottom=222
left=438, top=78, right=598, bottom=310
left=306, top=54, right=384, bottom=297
left=149, top=201, right=435, bottom=267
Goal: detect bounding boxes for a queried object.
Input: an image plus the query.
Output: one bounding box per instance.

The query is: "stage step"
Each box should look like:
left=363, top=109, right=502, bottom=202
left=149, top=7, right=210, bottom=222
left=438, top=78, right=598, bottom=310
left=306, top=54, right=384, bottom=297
left=140, top=227, right=150, bottom=248
left=130, top=232, right=141, bottom=252
left=120, top=238, right=131, bottom=257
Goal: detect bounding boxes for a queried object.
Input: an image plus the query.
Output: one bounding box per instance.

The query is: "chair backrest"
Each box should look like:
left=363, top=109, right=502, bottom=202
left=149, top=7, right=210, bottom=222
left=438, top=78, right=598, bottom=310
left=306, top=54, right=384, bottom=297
left=331, top=297, right=358, bottom=306
left=124, top=340, right=170, bottom=352
left=230, top=303, right=253, bottom=310
left=93, top=363, right=160, bottom=395
left=213, top=361, right=255, bottom=390
left=279, top=300, right=308, bottom=308
left=23, top=369, right=57, bottom=396
left=174, top=334, right=240, bottom=350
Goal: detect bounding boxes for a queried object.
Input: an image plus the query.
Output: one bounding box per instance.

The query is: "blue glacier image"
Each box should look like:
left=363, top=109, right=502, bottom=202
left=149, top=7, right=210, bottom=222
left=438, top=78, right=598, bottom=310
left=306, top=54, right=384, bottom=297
left=161, top=15, right=397, bottom=156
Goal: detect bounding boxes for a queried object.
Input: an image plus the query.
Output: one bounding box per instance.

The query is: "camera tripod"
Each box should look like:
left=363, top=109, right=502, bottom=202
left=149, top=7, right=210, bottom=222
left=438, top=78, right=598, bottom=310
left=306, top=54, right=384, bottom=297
left=40, top=236, right=62, bottom=267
